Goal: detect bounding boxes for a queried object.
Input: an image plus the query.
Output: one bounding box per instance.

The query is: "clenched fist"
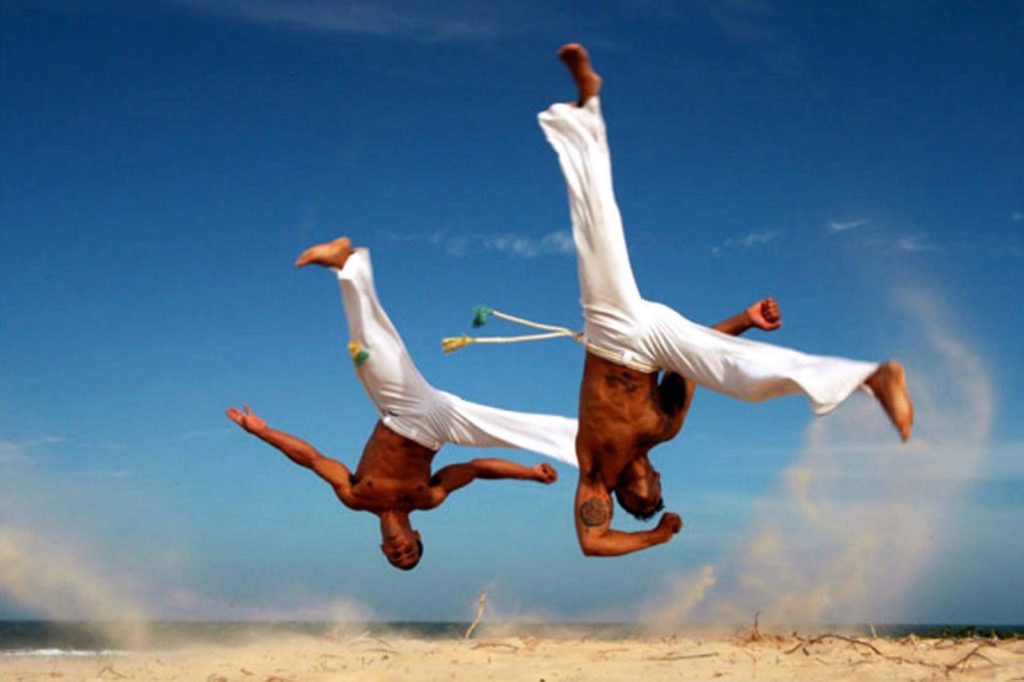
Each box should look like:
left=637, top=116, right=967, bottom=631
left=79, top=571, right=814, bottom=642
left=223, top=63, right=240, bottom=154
left=655, top=512, right=684, bottom=541
left=532, top=462, right=558, bottom=484
left=746, top=297, right=782, bottom=331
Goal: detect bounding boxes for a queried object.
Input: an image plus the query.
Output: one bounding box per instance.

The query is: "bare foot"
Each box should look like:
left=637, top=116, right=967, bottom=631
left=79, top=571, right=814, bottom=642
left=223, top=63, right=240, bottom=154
left=865, top=361, right=914, bottom=442
left=295, top=237, right=355, bottom=270
left=558, top=43, right=602, bottom=105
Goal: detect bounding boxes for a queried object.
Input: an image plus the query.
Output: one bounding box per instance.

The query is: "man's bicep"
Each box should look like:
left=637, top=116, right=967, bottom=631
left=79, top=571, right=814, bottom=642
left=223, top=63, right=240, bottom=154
left=311, top=456, right=352, bottom=489
left=574, top=484, right=614, bottom=544
left=577, top=495, right=613, bottom=529
left=431, top=462, right=476, bottom=494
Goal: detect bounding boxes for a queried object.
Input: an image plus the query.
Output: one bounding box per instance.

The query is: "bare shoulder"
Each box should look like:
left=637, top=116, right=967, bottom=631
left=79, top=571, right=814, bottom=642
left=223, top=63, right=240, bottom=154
left=333, top=483, right=362, bottom=511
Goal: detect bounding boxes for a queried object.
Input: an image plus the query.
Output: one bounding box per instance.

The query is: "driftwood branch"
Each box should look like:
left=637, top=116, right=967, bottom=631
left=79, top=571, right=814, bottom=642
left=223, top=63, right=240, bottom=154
left=786, top=633, right=1001, bottom=673
left=785, top=634, right=885, bottom=657
left=464, top=591, right=487, bottom=639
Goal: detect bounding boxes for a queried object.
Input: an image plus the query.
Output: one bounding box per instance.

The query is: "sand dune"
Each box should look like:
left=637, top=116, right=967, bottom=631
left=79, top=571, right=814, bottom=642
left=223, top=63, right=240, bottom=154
left=3, top=630, right=1022, bottom=681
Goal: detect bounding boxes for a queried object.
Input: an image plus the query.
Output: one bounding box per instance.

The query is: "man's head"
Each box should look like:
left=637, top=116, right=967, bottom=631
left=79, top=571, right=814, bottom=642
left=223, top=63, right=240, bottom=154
left=379, top=512, right=423, bottom=570
left=613, top=456, right=664, bottom=521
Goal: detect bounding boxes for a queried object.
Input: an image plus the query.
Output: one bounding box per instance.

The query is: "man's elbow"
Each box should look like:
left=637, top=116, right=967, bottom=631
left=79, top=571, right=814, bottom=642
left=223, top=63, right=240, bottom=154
left=578, top=537, right=606, bottom=557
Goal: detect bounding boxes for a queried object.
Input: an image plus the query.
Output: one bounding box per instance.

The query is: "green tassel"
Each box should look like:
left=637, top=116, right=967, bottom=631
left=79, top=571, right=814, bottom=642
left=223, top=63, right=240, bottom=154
left=471, top=306, right=493, bottom=328
left=348, top=341, right=370, bottom=368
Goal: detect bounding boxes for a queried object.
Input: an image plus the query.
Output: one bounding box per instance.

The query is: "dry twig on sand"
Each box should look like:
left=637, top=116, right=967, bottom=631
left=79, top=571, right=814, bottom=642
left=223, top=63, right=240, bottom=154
left=96, top=665, right=127, bottom=679
left=785, top=634, right=885, bottom=657
left=786, top=633, right=1001, bottom=674
left=647, top=652, right=720, bottom=662
left=346, top=634, right=397, bottom=654
left=471, top=642, right=519, bottom=653
left=735, top=611, right=784, bottom=645
left=944, top=644, right=995, bottom=673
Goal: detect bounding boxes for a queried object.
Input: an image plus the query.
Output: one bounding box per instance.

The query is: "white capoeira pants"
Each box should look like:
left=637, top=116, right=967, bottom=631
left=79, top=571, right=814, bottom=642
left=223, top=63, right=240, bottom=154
left=336, top=248, right=578, bottom=465
left=538, top=98, right=878, bottom=415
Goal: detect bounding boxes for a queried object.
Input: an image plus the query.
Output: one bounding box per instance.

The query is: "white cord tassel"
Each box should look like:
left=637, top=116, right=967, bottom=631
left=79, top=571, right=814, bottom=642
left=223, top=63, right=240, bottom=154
left=489, top=310, right=575, bottom=334
left=442, top=307, right=582, bottom=355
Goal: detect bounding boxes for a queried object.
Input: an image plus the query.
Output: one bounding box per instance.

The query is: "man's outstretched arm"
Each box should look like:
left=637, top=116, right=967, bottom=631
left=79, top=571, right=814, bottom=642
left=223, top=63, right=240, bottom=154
left=424, top=459, right=558, bottom=507
left=574, top=480, right=682, bottom=557
left=226, top=405, right=353, bottom=496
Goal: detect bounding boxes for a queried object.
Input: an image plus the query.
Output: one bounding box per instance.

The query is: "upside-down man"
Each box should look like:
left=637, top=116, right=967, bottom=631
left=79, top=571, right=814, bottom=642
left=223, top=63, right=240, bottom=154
left=228, top=238, right=577, bottom=570
left=539, top=44, right=913, bottom=557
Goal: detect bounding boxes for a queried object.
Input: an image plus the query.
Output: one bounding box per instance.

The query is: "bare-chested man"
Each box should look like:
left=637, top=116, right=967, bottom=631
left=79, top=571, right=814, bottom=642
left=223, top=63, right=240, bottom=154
left=227, top=238, right=577, bottom=570
left=540, top=44, right=914, bottom=557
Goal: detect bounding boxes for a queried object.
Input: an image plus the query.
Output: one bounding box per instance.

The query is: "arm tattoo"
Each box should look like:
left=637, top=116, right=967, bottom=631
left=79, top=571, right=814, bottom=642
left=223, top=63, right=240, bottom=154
left=579, top=497, right=611, bottom=527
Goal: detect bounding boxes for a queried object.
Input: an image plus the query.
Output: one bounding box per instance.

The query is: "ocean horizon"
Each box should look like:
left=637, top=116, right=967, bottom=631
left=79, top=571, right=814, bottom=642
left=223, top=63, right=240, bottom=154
left=2, top=620, right=1022, bottom=656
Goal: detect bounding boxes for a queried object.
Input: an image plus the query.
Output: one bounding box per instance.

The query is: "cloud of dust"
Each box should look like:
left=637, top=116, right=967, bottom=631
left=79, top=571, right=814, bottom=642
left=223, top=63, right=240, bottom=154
left=0, top=524, right=149, bottom=646
left=643, top=565, right=717, bottom=634
left=646, top=288, right=994, bottom=628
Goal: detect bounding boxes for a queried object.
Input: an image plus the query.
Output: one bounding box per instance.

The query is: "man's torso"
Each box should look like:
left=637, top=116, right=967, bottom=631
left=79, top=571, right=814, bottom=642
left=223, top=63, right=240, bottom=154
left=343, top=421, right=439, bottom=512
left=577, top=352, right=692, bottom=486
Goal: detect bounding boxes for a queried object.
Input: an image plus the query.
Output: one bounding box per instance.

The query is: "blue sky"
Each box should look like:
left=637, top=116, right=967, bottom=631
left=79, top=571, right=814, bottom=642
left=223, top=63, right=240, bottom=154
left=1, top=0, right=1022, bottom=625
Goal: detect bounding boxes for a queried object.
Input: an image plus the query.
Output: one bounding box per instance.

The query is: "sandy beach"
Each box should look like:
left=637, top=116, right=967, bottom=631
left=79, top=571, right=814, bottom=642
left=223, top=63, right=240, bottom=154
left=3, top=629, right=1023, bottom=681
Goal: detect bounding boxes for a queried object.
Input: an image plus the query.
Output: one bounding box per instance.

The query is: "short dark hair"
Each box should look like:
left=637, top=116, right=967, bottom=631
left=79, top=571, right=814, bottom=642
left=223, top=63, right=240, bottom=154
left=392, top=539, right=424, bottom=571
left=614, top=489, right=665, bottom=522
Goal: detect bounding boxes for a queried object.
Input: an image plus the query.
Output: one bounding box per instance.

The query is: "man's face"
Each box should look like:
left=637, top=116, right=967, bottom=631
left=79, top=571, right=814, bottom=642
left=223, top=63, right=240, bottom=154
left=381, top=530, right=422, bottom=570
left=615, top=457, right=663, bottom=520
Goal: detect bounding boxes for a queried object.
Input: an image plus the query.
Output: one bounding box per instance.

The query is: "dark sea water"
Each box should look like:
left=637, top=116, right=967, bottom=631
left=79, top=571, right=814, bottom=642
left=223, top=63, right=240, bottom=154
left=1, top=621, right=1021, bottom=655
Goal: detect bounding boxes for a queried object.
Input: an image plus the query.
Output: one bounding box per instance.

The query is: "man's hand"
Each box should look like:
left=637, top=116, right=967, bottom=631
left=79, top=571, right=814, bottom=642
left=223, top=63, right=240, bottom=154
left=226, top=405, right=267, bottom=435
left=532, top=463, right=558, bottom=484
left=655, top=512, right=684, bottom=542
left=746, top=297, right=782, bottom=331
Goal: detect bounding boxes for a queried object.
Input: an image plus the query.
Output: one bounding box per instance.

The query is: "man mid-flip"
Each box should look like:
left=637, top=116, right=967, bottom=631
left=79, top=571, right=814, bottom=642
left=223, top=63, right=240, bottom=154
left=227, top=238, right=577, bottom=570
left=539, top=44, right=914, bottom=557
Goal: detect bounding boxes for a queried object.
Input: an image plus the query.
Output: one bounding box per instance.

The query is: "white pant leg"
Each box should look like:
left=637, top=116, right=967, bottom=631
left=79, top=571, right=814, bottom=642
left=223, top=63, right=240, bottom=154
left=430, top=392, right=578, bottom=467
left=643, top=302, right=878, bottom=415
left=539, top=98, right=655, bottom=372
left=539, top=100, right=879, bottom=415
left=337, top=248, right=445, bottom=448
left=338, top=249, right=579, bottom=463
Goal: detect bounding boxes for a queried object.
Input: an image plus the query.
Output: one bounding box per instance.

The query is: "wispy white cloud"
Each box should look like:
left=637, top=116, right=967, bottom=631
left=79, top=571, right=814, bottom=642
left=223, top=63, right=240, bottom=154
left=827, top=218, right=868, bottom=232
left=72, top=470, right=132, bottom=480
left=385, top=229, right=574, bottom=258
left=711, top=229, right=781, bottom=256
left=178, top=427, right=234, bottom=441
left=698, top=0, right=804, bottom=77
left=896, top=233, right=940, bottom=252
left=176, top=0, right=497, bottom=42
left=482, top=231, right=574, bottom=258
left=862, top=233, right=941, bottom=254
left=0, top=437, right=63, bottom=463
